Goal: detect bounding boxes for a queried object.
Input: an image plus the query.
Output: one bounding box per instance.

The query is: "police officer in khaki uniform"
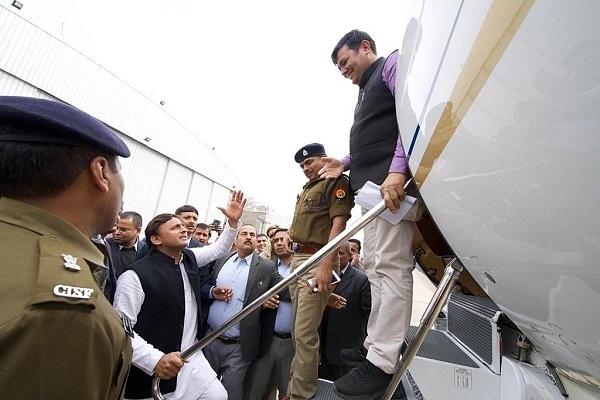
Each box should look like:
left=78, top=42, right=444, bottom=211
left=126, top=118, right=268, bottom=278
left=287, top=143, right=354, bottom=400
left=0, top=96, right=133, bottom=399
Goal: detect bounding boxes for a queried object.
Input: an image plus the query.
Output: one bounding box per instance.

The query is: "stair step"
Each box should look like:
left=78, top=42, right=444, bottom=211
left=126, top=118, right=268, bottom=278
left=314, top=374, right=421, bottom=400
left=406, top=325, right=479, bottom=368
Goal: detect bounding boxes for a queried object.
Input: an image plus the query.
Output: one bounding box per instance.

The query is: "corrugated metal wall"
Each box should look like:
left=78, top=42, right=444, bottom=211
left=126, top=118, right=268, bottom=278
left=0, top=5, right=236, bottom=231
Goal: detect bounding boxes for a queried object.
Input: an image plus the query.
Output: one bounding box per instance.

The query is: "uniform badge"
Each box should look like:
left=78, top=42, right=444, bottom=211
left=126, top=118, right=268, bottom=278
left=61, top=253, right=81, bottom=271
left=53, top=284, right=94, bottom=299
left=335, top=188, right=347, bottom=199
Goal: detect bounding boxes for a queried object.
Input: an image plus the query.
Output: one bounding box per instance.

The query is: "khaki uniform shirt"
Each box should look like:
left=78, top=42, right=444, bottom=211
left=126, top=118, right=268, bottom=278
left=289, top=176, right=354, bottom=245
left=0, top=197, right=132, bottom=399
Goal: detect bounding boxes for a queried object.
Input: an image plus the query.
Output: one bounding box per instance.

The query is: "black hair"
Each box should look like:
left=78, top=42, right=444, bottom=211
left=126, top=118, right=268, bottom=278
left=144, top=213, right=178, bottom=252
left=348, top=238, right=362, bottom=252
left=0, top=142, right=117, bottom=199
left=119, top=211, right=143, bottom=228
left=331, top=29, right=377, bottom=65
left=175, top=204, right=198, bottom=215
left=273, top=228, right=289, bottom=236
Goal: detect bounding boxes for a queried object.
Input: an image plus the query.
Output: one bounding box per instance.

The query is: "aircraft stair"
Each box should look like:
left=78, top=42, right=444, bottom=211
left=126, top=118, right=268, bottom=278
left=151, top=195, right=510, bottom=399
left=315, top=372, right=422, bottom=400
left=402, top=293, right=503, bottom=399
left=313, top=293, right=502, bottom=400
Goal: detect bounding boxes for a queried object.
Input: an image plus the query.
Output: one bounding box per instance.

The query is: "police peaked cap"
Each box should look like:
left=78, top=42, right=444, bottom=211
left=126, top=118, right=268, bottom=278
left=294, top=142, right=326, bottom=163
left=0, top=96, right=130, bottom=157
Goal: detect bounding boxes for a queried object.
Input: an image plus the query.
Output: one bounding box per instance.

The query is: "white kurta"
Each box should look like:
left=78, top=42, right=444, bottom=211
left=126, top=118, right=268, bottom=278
left=114, top=223, right=239, bottom=399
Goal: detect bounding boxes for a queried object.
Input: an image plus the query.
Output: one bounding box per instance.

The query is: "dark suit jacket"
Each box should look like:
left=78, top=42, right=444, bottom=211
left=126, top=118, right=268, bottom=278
left=202, top=251, right=285, bottom=361
left=187, top=237, right=204, bottom=248
left=106, top=237, right=149, bottom=278
left=325, top=265, right=371, bottom=365
left=198, top=256, right=219, bottom=336
left=257, top=264, right=292, bottom=358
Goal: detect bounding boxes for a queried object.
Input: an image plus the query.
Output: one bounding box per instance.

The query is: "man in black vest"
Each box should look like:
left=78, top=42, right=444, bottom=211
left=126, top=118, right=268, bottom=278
left=106, top=211, right=149, bottom=278
left=320, top=30, right=413, bottom=399
left=113, top=190, right=246, bottom=399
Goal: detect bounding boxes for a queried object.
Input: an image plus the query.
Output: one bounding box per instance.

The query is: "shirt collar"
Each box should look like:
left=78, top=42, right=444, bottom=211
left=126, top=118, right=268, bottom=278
left=119, top=238, right=138, bottom=251
left=235, top=253, right=252, bottom=265
left=340, top=264, right=350, bottom=275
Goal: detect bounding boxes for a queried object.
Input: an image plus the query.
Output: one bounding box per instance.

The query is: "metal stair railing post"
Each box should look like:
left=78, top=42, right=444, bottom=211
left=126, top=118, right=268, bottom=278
left=152, top=199, right=389, bottom=399
left=382, top=258, right=463, bottom=399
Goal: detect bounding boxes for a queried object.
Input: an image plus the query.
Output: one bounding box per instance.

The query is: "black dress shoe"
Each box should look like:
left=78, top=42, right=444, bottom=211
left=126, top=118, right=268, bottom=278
left=333, top=360, right=392, bottom=399
left=339, top=344, right=367, bottom=367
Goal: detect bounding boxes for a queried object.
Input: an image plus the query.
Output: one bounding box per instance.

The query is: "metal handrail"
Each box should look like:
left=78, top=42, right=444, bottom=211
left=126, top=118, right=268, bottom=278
left=382, top=258, right=463, bottom=399
left=152, top=198, right=390, bottom=399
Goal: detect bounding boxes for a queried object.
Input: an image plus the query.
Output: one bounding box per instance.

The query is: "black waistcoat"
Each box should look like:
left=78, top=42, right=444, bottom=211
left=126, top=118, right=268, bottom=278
left=124, top=249, right=203, bottom=399
left=349, top=56, right=399, bottom=192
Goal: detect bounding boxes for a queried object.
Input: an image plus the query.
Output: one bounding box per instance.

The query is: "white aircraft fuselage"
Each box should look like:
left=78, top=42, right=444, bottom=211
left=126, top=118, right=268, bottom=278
left=398, top=0, right=600, bottom=398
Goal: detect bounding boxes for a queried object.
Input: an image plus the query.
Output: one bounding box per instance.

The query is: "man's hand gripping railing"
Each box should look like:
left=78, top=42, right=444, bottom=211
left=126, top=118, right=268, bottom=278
left=151, top=181, right=415, bottom=399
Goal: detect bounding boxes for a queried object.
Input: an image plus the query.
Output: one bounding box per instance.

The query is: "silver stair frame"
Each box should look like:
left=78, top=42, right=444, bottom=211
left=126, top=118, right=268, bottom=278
left=383, top=258, right=463, bottom=399
left=152, top=199, right=390, bottom=399
left=152, top=179, right=462, bottom=400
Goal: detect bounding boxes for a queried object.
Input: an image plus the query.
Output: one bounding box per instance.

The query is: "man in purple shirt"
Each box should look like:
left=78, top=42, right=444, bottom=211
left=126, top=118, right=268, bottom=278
left=320, top=29, right=412, bottom=399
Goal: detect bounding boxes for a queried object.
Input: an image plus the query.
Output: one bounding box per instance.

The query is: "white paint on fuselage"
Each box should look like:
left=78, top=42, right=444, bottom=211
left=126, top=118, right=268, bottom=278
left=399, top=0, right=600, bottom=383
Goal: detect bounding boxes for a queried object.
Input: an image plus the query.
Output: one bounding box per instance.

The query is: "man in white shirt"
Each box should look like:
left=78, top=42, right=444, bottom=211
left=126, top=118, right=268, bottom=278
left=202, top=224, right=286, bottom=400
left=114, top=191, right=246, bottom=399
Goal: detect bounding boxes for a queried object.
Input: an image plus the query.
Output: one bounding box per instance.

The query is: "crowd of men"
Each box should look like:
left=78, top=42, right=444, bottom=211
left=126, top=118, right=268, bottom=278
left=97, top=202, right=371, bottom=400
left=1, top=27, right=416, bottom=400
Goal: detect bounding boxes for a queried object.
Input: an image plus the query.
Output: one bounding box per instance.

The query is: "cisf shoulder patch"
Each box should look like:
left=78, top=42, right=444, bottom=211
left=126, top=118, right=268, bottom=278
left=53, top=284, right=94, bottom=299
left=335, top=188, right=346, bottom=199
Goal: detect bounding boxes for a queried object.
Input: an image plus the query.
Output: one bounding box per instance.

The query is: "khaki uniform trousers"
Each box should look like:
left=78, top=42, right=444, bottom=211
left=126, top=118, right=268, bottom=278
left=287, top=252, right=339, bottom=400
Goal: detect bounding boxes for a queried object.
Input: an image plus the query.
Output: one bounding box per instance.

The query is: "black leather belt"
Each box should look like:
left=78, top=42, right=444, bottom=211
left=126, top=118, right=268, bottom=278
left=273, top=332, right=292, bottom=339
left=294, top=243, right=324, bottom=254
left=217, top=336, right=240, bottom=344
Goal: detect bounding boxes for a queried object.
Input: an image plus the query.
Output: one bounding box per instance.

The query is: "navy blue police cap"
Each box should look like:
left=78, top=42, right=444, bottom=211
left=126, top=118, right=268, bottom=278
left=294, top=143, right=326, bottom=163
left=0, top=96, right=130, bottom=157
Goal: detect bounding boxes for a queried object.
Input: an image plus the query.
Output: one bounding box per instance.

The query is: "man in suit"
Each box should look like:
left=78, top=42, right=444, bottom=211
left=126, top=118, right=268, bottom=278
left=348, top=238, right=365, bottom=271
left=244, top=227, right=294, bottom=400
left=194, top=222, right=212, bottom=245
left=106, top=211, right=149, bottom=278
left=202, top=224, right=286, bottom=400
left=175, top=204, right=203, bottom=248
left=320, top=241, right=371, bottom=380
